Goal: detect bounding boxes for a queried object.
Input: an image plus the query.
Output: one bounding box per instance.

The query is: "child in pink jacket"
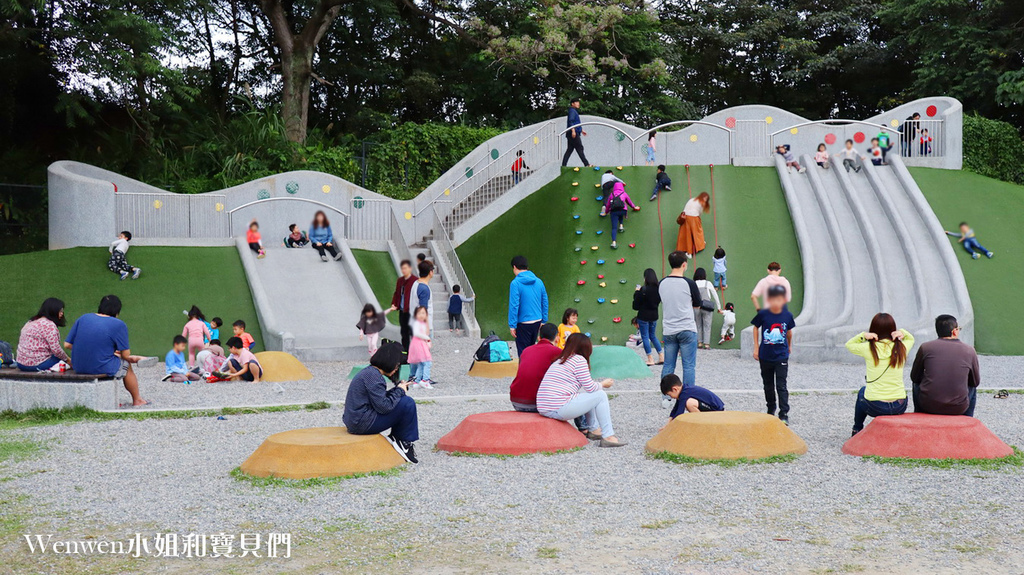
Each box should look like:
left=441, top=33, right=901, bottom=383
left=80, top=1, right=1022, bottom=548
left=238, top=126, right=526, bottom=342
left=182, top=305, right=212, bottom=367
left=603, top=181, right=640, bottom=249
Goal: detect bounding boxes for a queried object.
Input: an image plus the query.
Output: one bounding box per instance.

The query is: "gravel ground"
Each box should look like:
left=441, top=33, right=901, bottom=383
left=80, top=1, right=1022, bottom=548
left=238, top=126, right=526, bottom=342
left=4, top=336, right=1024, bottom=574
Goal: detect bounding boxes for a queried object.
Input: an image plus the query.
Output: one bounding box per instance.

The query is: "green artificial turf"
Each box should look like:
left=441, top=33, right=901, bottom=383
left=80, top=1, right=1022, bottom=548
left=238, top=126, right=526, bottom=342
left=912, top=168, right=1024, bottom=355
left=351, top=249, right=400, bottom=322
left=0, top=247, right=260, bottom=357
left=457, top=166, right=803, bottom=346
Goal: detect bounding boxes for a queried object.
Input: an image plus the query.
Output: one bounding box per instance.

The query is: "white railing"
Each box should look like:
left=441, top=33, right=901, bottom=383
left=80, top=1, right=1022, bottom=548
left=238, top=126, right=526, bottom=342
left=115, top=192, right=228, bottom=238
left=429, top=203, right=476, bottom=324
left=348, top=197, right=393, bottom=241
left=734, top=119, right=769, bottom=157
left=228, top=197, right=349, bottom=237
left=768, top=119, right=945, bottom=159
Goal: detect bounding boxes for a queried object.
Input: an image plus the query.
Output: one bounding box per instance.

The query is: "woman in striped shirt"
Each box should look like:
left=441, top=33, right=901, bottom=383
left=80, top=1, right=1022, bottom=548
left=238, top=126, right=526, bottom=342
left=537, top=333, right=627, bottom=447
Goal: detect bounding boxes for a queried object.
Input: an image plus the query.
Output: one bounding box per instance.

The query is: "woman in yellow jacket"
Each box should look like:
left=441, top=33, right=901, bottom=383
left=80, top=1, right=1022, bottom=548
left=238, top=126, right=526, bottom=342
left=845, top=313, right=914, bottom=436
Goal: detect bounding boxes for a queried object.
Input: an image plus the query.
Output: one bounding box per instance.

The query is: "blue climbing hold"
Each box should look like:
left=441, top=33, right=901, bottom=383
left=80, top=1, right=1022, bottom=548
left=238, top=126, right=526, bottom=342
left=597, top=259, right=605, bottom=265
left=585, top=332, right=592, bottom=338
left=597, top=298, right=606, bottom=304
left=596, top=196, right=603, bottom=201
left=594, top=166, right=601, bottom=171
left=596, top=230, right=603, bottom=235
left=576, top=230, right=583, bottom=235
left=573, top=214, right=580, bottom=219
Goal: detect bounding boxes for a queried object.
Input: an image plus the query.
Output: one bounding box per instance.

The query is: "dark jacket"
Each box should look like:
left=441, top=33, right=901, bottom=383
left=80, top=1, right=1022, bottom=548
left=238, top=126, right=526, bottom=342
left=390, top=274, right=419, bottom=313
left=343, top=366, right=407, bottom=433
left=566, top=107, right=582, bottom=138
left=910, top=338, right=980, bottom=415
left=632, top=285, right=662, bottom=322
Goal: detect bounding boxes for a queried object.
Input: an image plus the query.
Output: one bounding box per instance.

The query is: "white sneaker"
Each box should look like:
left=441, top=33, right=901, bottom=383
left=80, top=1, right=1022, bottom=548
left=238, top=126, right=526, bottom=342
left=419, top=381, right=434, bottom=389
left=661, top=397, right=673, bottom=409
left=131, top=268, right=141, bottom=280
left=798, top=167, right=807, bottom=174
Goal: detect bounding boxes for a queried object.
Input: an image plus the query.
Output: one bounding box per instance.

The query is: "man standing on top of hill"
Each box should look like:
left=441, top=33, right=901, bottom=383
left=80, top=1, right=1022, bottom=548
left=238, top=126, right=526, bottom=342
left=508, top=255, right=549, bottom=357
left=562, top=98, right=591, bottom=168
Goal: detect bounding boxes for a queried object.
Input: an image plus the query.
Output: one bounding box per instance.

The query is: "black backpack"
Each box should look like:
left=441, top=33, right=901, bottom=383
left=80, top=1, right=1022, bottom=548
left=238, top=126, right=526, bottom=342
left=609, top=192, right=626, bottom=212
left=474, top=332, right=501, bottom=361
left=0, top=340, right=14, bottom=367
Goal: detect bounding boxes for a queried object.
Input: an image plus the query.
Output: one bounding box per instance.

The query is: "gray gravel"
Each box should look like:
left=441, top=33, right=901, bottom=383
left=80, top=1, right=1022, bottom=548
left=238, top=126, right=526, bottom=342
left=4, top=335, right=1024, bottom=574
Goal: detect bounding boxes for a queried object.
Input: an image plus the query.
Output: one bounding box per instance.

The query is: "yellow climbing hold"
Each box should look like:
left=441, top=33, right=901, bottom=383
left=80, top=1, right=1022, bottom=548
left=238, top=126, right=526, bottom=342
left=404, top=212, right=412, bottom=220
left=215, top=203, right=224, bottom=212
left=572, top=182, right=579, bottom=186
left=598, top=282, right=607, bottom=288
left=322, top=184, right=330, bottom=193
left=591, top=246, right=599, bottom=251
left=610, top=299, right=619, bottom=304
left=153, top=199, right=163, bottom=209
left=689, top=134, right=698, bottom=142
left=601, top=336, right=609, bottom=342
left=616, top=166, right=623, bottom=170
left=595, top=184, right=601, bottom=188
left=573, top=167, right=580, bottom=172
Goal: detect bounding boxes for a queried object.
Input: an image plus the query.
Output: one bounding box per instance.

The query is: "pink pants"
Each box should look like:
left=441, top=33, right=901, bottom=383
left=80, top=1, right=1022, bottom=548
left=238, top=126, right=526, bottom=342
left=188, top=340, right=205, bottom=366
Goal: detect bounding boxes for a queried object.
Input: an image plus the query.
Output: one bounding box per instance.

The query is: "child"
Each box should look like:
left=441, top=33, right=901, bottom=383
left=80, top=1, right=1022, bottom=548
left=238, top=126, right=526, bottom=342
left=646, top=131, right=657, bottom=166
left=556, top=308, right=580, bottom=349
left=649, top=165, right=672, bottom=201
left=868, top=138, right=885, bottom=166
left=247, top=220, right=265, bottom=259
left=836, top=139, right=862, bottom=173
left=718, top=302, right=736, bottom=345
left=511, top=150, right=529, bottom=185
left=751, top=285, right=796, bottom=424
left=196, top=339, right=228, bottom=378
left=776, top=144, right=805, bottom=173
left=604, top=181, right=640, bottom=248
left=232, top=320, right=255, bottom=350
left=225, top=336, right=263, bottom=382
left=876, top=127, right=893, bottom=162
left=627, top=317, right=642, bottom=347
left=750, top=261, right=792, bottom=311
left=660, top=374, right=725, bottom=426
left=163, top=335, right=200, bottom=383
left=447, top=285, right=475, bottom=334
left=182, top=305, right=212, bottom=367
left=919, top=129, right=932, bottom=156
left=814, top=143, right=830, bottom=169
left=356, top=304, right=387, bottom=355
left=712, top=246, right=727, bottom=290
left=285, top=224, right=308, bottom=248
left=108, top=230, right=141, bottom=280
left=407, top=306, right=434, bottom=389
left=945, top=222, right=994, bottom=260
left=209, top=317, right=223, bottom=342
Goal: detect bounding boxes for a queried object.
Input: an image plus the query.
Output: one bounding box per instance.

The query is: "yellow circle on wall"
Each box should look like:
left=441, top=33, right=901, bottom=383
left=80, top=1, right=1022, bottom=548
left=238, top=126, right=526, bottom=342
left=890, top=119, right=899, bottom=127
left=790, top=128, right=799, bottom=135
left=215, top=203, right=224, bottom=212
left=322, top=184, right=331, bottom=194
left=444, top=188, right=450, bottom=196
left=689, top=134, right=698, bottom=142
left=153, top=200, right=163, bottom=209
left=533, top=136, right=539, bottom=145
left=765, top=116, right=774, bottom=124
left=404, top=212, right=412, bottom=220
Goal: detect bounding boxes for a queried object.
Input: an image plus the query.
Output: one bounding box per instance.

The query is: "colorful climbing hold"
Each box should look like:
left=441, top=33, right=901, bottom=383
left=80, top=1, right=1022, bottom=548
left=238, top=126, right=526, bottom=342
left=591, top=246, right=599, bottom=251
left=571, top=196, right=579, bottom=202
left=573, top=167, right=580, bottom=172
left=597, top=298, right=605, bottom=304
left=600, top=337, right=608, bottom=342
left=577, top=280, right=586, bottom=286
left=587, top=319, right=595, bottom=324
left=580, top=260, right=587, bottom=265
left=595, top=184, right=601, bottom=188
left=574, top=298, right=581, bottom=303
left=598, top=282, right=606, bottom=288
left=597, top=259, right=605, bottom=265
left=593, top=166, right=601, bottom=171
left=616, top=258, right=625, bottom=264
left=610, top=299, right=619, bottom=304
left=616, top=166, right=623, bottom=170
left=596, top=230, right=603, bottom=235
left=619, top=279, right=627, bottom=284
left=596, top=196, right=603, bottom=201
left=597, top=274, right=605, bottom=279
left=585, top=332, right=592, bottom=338
left=572, top=182, right=579, bottom=186
left=576, top=230, right=583, bottom=235
left=574, top=247, right=582, bottom=252
left=628, top=243, right=636, bottom=248
left=573, top=214, right=580, bottom=219
left=612, top=317, right=622, bottom=323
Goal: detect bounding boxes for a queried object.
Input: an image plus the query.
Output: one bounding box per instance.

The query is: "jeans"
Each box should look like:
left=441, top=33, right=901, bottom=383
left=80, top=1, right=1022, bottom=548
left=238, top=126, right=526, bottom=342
left=448, top=313, right=465, bottom=330
left=609, top=210, right=626, bottom=241
left=17, top=355, right=61, bottom=372
left=354, top=395, right=420, bottom=442
left=312, top=242, right=339, bottom=259
left=842, top=158, right=861, bottom=172
left=541, top=389, right=614, bottom=438
left=912, top=385, right=977, bottom=417
left=562, top=135, right=589, bottom=166
left=962, top=238, right=989, bottom=256
left=713, top=271, right=727, bottom=288
left=695, top=309, right=714, bottom=346
left=515, top=321, right=541, bottom=357
left=410, top=361, right=432, bottom=382
left=637, top=319, right=662, bottom=355
left=853, top=386, right=907, bottom=432
left=661, top=330, right=698, bottom=386
left=511, top=402, right=537, bottom=412
left=512, top=171, right=522, bottom=185
left=760, top=359, right=790, bottom=418
left=652, top=177, right=671, bottom=197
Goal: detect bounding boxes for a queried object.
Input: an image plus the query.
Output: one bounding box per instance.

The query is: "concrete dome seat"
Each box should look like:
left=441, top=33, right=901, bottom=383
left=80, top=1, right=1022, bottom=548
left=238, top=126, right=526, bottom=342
left=842, top=413, right=1012, bottom=459
left=253, top=351, right=312, bottom=382
left=240, top=427, right=405, bottom=479
left=436, top=411, right=588, bottom=456
left=646, top=411, right=807, bottom=460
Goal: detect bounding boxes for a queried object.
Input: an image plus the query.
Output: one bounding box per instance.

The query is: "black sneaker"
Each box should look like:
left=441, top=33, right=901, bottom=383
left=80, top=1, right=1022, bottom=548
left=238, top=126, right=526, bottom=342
left=402, top=441, right=418, bottom=464
left=779, top=416, right=790, bottom=426
left=851, top=429, right=860, bottom=437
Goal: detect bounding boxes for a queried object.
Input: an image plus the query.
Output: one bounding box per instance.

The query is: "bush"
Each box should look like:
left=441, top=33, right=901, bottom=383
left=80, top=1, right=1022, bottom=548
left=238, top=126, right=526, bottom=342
left=963, top=114, right=1024, bottom=185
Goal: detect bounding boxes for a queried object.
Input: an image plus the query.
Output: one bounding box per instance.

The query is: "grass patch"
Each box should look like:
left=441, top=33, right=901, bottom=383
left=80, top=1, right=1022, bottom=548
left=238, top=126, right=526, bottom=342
left=0, top=437, right=44, bottom=462
left=351, top=249, right=400, bottom=323
left=0, top=404, right=319, bottom=430
left=229, top=466, right=402, bottom=488
left=305, top=401, right=331, bottom=410
left=862, top=446, right=1024, bottom=470
left=415, top=399, right=437, bottom=405
left=640, top=519, right=679, bottom=530
left=536, top=546, right=560, bottom=559
left=649, top=450, right=799, bottom=467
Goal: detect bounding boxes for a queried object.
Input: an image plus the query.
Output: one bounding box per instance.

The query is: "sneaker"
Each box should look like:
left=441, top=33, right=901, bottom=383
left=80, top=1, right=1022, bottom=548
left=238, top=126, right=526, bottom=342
left=419, top=380, right=435, bottom=389
left=972, top=253, right=980, bottom=260
left=618, top=224, right=624, bottom=232
left=798, top=167, right=807, bottom=174
left=663, top=186, right=671, bottom=192
left=333, top=252, right=343, bottom=261
left=779, top=416, right=790, bottom=426
left=119, top=271, right=129, bottom=280
left=401, top=440, right=419, bottom=464
left=611, top=241, right=617, bottom=249
left=649, top=194, right=658, bottom=202
left=661, top=397, right=673, bottom=409
left=131, top=268, right=141, bottom=280
left=257, top=251, right=266, bottom=259
left=599, top=438, right=628, bottom=447
left=851, top=429, right=860, bottom=437
left=161, top=374, right=173, bottom=382
left=320, top=255, right=329, bottom=262
left=718, top=337, right=726, bottom=345
left=383, top=433, right=414, bottom=463
left=986, top=251, right=994, bottom=258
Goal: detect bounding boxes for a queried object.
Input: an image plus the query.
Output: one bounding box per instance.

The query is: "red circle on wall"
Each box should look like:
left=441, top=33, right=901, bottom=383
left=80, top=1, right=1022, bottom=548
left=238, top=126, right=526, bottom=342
left=725, top=117, right=736, bottom=129
left=824, top=133, right=837, bottom=145
left=926, top=105, right=938, bottom=117
left=853, top=132, right=866, bottom=144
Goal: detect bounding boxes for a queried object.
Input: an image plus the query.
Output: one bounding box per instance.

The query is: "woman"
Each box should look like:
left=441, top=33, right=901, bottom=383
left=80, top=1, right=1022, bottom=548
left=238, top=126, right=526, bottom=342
left=632, top=268, right=663, bottom=365
left=16, top=298, right=72, bottom=371
left=536, top=333, right=627, bottom=447
left=309, top=210, right=342, bottom=262
left=676, top=192, right=710, bottom=256
left=845, top=313, right=914, bottom=436
left=343, top=343, right=420, bottom=463
left=692, top=268, right=721, bottom=350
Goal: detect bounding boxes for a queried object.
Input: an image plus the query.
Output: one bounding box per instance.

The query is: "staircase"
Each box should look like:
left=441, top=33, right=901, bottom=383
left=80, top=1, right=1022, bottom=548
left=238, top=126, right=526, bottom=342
left=440, top=171, right=531, bottom=234
left=408, top=244, right=456, bottom=333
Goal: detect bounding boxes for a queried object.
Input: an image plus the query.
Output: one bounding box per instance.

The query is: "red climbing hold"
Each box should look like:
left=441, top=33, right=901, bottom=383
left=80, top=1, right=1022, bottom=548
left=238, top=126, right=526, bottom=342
left=580, top=260, right=587, bottom=265
left=577, top=280, right=586, bottom=286
left=612, top=317, right=622, bottom=323
left=597, top=274, right=605, bottom=279
left=616, top=258, right=625, bottom=264
left=570, top=196, right=579, bottom=202
left=628, top=243, right=636, bottom=248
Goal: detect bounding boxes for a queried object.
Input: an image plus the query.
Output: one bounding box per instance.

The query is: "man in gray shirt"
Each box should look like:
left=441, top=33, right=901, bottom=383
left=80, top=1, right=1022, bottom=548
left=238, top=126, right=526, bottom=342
left=659, top=251, right=703, bottom=386
left=910, top=314, right=980, bottom=416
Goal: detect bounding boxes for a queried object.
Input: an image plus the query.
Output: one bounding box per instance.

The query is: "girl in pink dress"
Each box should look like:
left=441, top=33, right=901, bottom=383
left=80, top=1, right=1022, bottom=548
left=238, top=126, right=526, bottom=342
left=407, top=306, right=434, bottom=389
left=182, top=305, right=212, bottom=367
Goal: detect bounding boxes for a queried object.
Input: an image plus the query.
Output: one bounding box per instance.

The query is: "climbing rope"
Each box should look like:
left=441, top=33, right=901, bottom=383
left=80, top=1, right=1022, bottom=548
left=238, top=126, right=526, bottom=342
left=709, top=164, right=724, bottom=298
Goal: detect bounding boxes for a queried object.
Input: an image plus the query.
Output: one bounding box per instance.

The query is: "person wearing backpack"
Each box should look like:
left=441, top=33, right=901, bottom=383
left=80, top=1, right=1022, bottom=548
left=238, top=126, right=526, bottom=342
left=602, top=181, right=640, bottom=249
left=693, top=268, right=721, bottom=350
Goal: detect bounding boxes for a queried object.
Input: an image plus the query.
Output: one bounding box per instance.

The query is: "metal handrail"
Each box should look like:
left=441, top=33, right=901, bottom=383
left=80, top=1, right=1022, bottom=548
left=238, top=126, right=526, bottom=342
left=430, top=203, right=476, bottom=322
left=768, top=119, right=900, bottom=138
left=228, top=197, right=350, bottom=237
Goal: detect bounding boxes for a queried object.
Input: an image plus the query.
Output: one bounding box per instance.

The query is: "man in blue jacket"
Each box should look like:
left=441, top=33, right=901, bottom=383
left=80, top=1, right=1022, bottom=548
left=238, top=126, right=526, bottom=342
left=561, top=98, right=591, bottom=167
left=508, top=255, right=549, bottom=356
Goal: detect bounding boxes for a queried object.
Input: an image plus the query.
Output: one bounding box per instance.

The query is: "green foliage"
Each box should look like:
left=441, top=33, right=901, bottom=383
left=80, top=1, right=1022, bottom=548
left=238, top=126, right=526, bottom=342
left=862, top=447, right=1023, bottom=470
left=648, top=451, right=800, bottom=467
left=0, top=403, right=315, bottom=431
left=962, top=114, right=1024, bottom=185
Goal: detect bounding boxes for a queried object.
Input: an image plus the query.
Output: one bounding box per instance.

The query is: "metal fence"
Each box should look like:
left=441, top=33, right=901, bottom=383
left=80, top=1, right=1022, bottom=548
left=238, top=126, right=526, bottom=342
left=896, top=119, right=945, bottom=158
left=734, top=120, right=769, bottom=157
left=116, top=192, right=228, bottom=238
left=348, top=197, right=393, bottom=241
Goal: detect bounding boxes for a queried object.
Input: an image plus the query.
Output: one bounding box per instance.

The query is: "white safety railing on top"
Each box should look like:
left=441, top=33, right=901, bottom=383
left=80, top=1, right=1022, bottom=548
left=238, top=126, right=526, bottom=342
left=348, top=197, right=393, bottom=241
left=228, top=197, right=349, bottom=238
left=116, top=192, right=228, bottom=238
left=768, top=120, right=938, bottom=159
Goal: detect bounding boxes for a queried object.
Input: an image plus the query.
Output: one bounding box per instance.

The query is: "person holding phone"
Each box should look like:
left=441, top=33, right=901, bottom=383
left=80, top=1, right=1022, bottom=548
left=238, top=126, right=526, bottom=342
left=343, top=343, right=420, bottom=463
left=632, top=268, right=663, bottom=366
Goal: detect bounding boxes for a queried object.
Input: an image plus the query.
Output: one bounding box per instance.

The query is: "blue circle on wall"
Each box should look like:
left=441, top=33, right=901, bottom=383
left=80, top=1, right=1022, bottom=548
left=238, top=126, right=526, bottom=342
left=353, top=196, right=365, bottom=209
left=257, top=189, right=271, bottom=200
left=490, top=149, right=499, bottom=160
left=286, top=181, right=299, bottom=194
left=465, top=167, right=473, bottom=178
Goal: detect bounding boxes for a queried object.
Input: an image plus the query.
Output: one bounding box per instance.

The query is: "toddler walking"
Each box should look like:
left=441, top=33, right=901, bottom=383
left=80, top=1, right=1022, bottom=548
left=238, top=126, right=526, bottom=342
left=182, top=305, right=212, bottom=367
left=108, top=231, right=141, bottom=280
left=447, top=285, right=475, bottom=334
left=356, top=304, right=387, bottom=355
left=408, top=306, right=434, bottom=389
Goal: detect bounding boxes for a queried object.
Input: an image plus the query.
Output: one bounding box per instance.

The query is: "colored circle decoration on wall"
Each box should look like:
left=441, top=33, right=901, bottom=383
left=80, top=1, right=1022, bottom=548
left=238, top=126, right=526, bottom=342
left=215, top=203, right=224, bottom=212
left=153, top=199, right=163, bottom=209
left=286, top=181, right=299, bottom=194
left=790, top=128, right=799, bottom=135
left=641, top=144, right=649, bottom=153
left=322, top=184, right=331, bottom=194
left=257, top=189, right=271, bottom=200
left=689, top=134, right=698, bottom=143
left=444, top=188, right=451, bottom=196
left=533, top=136, right=539, bottom=145
left=824, top=133, right=837, bottom=145
left=614, top=131, right=626, bottom=142
left=765, top=116, right=774, bottom=124
left=926, top=105, right=938, bottom=117
left=465, top=167, right=473, bottom=178
left=353, top=196, right=365, bottom=209
left=853, top=132, right=866, bottom=143
left=725, top=117, right=737, bottom=129
left=404, top=211, right=412, bottom=220
left=890, top=119, right=899, bottom=128
left=490, top=149, right=499, bottom=160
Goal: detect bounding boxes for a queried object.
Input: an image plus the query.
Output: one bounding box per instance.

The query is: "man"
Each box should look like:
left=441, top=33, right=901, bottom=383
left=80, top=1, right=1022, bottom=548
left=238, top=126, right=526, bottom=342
left=509, top=323, right=561, bottom=412
left=911, top=315, right=980, bottom=417
left=387, top=260, right=419, bottom=356
left=659, top=251, right=702, bottom=407
left=750, top=261, right=792, bottom=311
left=561, top=98, right=591, bottom=167
left=508, top=255, right=549, bottom=356
left=64, top=295, right=153, bottom=407
left=900, top=112, right=921, bottom=157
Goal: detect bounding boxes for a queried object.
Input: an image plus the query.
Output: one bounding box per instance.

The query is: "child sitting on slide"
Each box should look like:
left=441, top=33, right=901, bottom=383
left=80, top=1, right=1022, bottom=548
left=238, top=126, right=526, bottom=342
left=945, top=222, right=994, bottom=260
left=776, top=144, right=805, bottom=173
left=247, top=220, right=265, bottom=259
left=284, top=224, right=308, bottom=248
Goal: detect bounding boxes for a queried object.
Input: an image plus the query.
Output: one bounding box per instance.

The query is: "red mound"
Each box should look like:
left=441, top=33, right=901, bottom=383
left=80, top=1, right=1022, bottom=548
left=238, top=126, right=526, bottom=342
left=842, top=413, right=1013, bottom=460
left=436, top=411, right=588, bottom=456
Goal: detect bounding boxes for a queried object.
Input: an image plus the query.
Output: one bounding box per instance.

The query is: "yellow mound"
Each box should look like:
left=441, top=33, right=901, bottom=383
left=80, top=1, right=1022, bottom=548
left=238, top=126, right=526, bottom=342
left=646, top=411, right=807, bottom=460
left=254, top=351, right=312, bottom=382
left=468, top=359, right=519, bottom=379
left=239, top=427, right=405, bottom=479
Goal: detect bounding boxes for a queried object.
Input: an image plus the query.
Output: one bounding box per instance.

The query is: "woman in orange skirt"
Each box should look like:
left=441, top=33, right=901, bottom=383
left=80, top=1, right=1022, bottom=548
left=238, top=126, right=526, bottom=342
left=676, top=192, right=710, bottom=255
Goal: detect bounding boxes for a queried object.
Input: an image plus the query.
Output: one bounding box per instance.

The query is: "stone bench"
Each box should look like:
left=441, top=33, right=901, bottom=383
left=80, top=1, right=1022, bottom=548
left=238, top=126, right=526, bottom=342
left=842, top=413, right=1013, bottom=460
left=436, top=411, right=589, bottom=456
left=646, top=411, right=808, bottom=460
left=0, top=368, right=118, bottom=412
left=239, top=427, right=406, bottom=479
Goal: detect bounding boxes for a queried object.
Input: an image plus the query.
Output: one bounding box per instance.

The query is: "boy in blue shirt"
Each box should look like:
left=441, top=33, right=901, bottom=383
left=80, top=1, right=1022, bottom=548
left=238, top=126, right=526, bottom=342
left=163, top=335, right=199, bottom=383
left=751, top=285, right=796, bottom=424
left=660, top=374, right=725, bottom=427
left=447, top=284, right=475, bottom=334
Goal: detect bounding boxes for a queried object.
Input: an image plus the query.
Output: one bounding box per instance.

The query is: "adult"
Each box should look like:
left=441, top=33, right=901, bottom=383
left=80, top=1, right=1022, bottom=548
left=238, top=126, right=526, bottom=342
left=508, top=255, right=549, bottom=356
left=16, top=297, right=72, bottom=371
left=845, top=313, right=915, bottom=436
left=910, top=315, right=980, bottom=417
left=659, top=252, right=702, bottom=401
left=309, top=210, right=342, bottom=262
left=675, top=192, right=710, bottom=256
left=343, top=343, right=420, bottom=463
left=604, top=181, right=639, bottom=249
left=692, top=268, right=721, bottom=350
left=413, top=260, right=435, bottom=331
left=632, top=268, right=663, bottom=366
left=536, top=333, right=626, bottom=447
left=509, top=323, right=561, bottom=412
left=387, top=260, right=419, bottom=355
left=750, top=261, right=792, bottom=311
left=561, top=98, right=591, bottom=167
left=900, top=112, right=921, bottom=157
left=64, top=295, right=150, bottom=407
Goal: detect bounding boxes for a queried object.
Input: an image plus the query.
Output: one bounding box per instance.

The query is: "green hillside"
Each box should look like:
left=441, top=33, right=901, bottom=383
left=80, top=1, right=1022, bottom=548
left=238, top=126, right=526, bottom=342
left=457, top=166, right=803, bottom=347
left=0, top=247, right=260, bottom=357
left=352, top=249, right=400, bottom=322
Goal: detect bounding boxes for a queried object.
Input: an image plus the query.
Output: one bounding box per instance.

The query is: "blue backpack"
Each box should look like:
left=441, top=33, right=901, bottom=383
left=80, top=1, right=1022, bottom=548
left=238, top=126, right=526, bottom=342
left=489, top=341, right=512, bottom=363
left=0, top=340, right=14, bottom=367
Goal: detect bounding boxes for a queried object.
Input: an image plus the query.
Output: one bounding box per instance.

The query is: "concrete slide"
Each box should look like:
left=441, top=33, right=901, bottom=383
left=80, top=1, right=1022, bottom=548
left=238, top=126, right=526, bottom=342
left=236, top=238, right=399, bottom=361
left=742, top=154, right=972, bottom=362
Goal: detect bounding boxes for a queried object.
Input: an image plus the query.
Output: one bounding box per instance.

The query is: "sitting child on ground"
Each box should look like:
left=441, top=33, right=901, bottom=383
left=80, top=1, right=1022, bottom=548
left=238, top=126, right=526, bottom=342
left=357, top=304, right=387, bottom=355
left=285, top=224, right=308, bottom=248
left=196, top=339, right=228, bottom=378
left=627, top=317, right=642, bottom=347
left=164, top=335, right=200, bottom=383
left=776, top=144, right=805, bottom=173
left=247, top=220, right=265, bottom=259
left=108, top=230, right=141, bottom=280
left=945, top=222, right=994, bottom=259
left=814, top=143, right=830, bottom=169
left=712, top=246, right=728, bottom=290
left=718, top=302, right=736, bottom=345
left=447, top=285, right=475, bottom=334
left=649, top=164, right=672, bottom=201
left=660, top=374, right=725, bottom=427
left=232, top=320, right=255, bottom=350
left=407, top=306, right=434, bottom=389
left=225, top=336, right=263, bottom=382
left=556, top=308, right=581, bottom=349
